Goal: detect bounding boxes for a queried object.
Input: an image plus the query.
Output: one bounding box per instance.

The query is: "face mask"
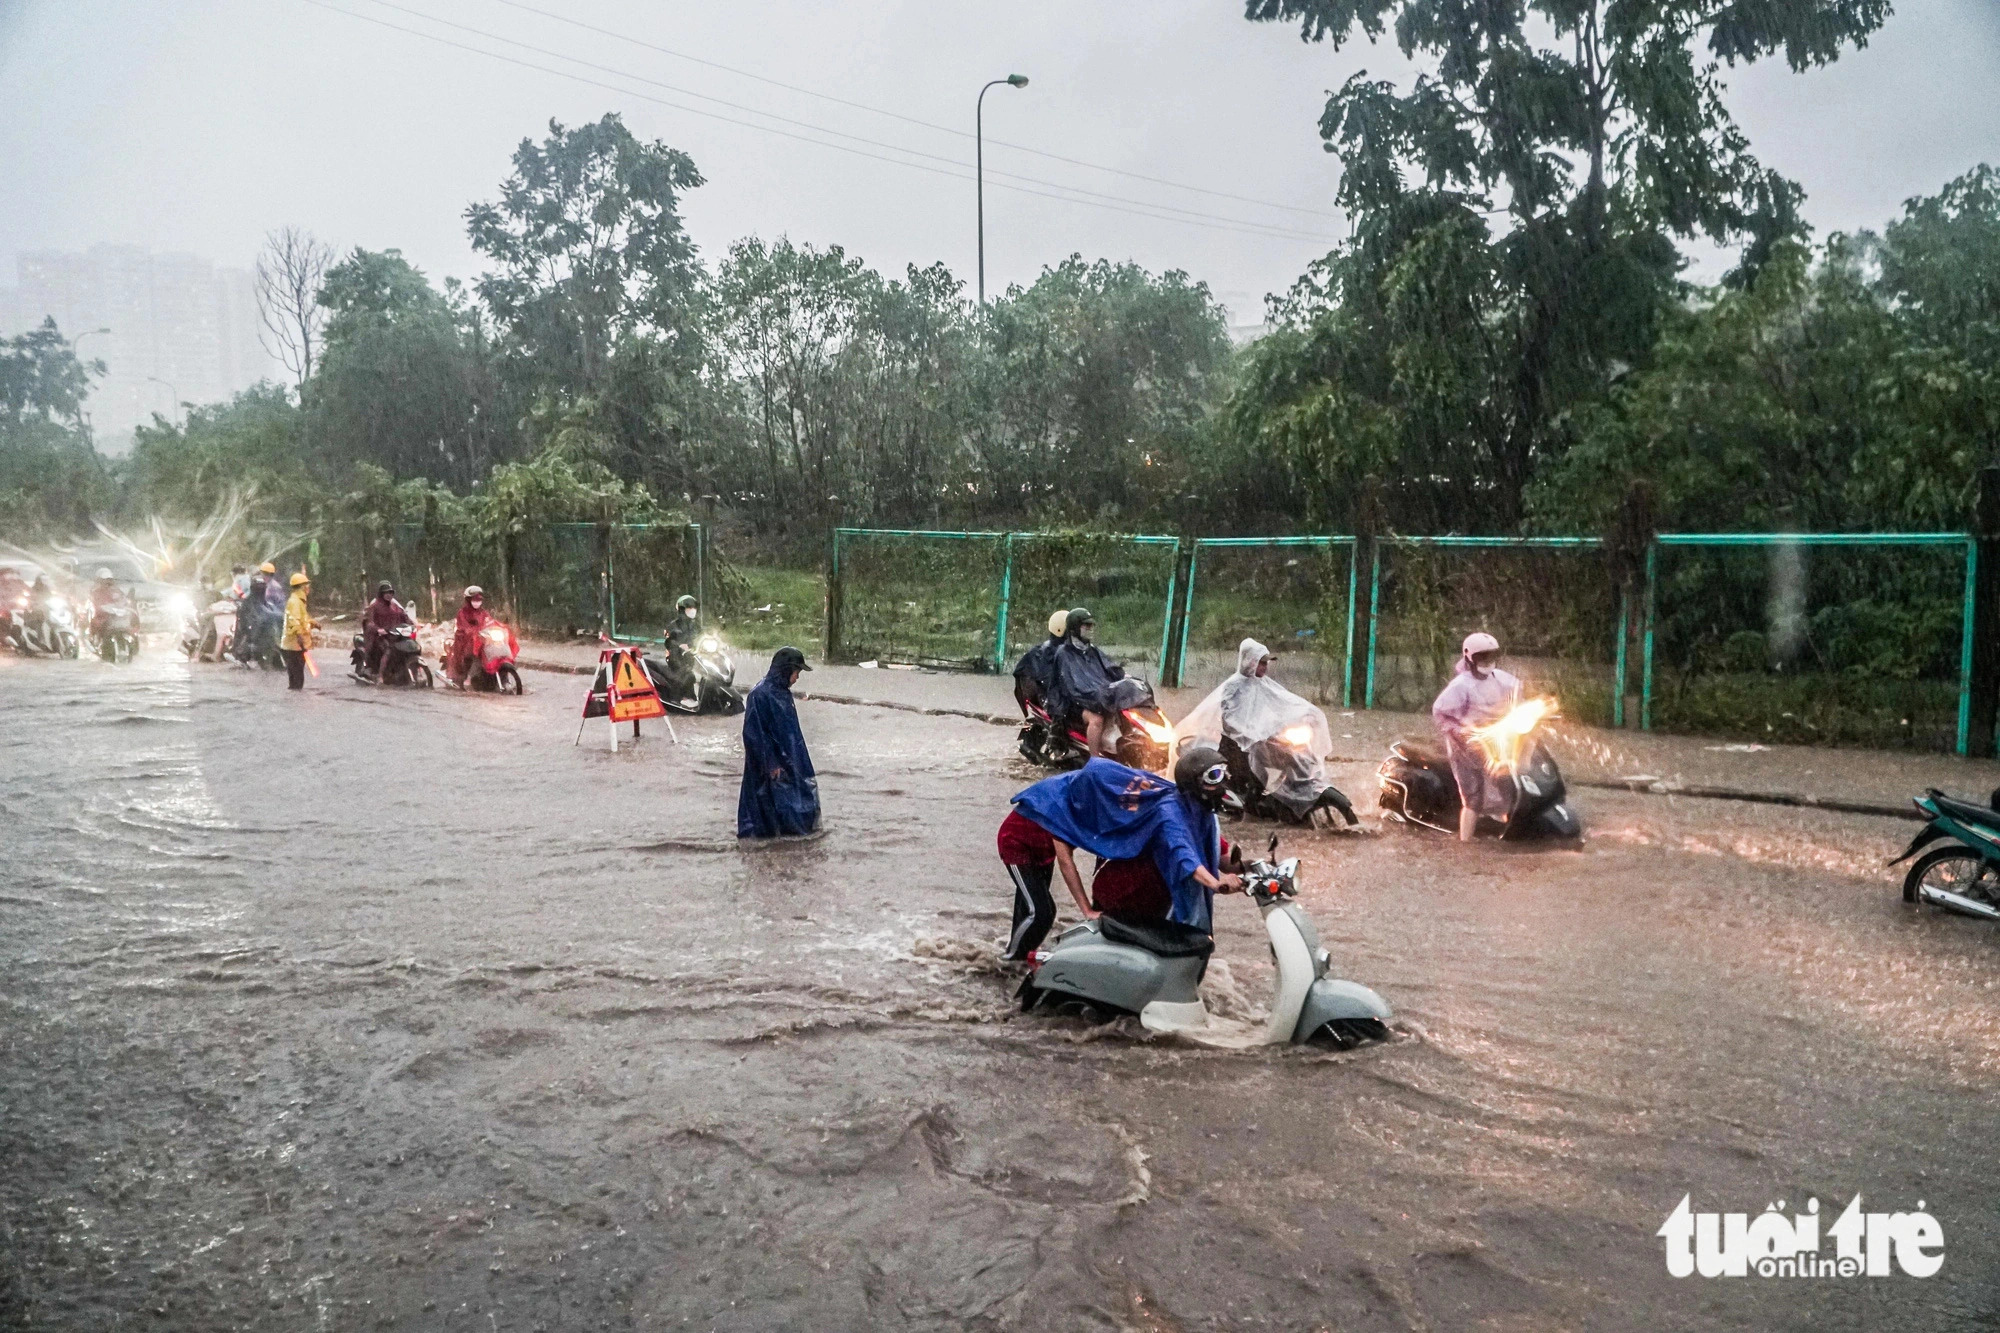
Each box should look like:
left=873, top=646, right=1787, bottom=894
left=1077, top=623, right=1095, bottom=644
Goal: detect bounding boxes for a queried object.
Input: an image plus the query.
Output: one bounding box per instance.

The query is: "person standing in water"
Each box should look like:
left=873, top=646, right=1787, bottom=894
left=279, top=572, right=318, bottom=691
left=738, top=646, right=821, bottom=838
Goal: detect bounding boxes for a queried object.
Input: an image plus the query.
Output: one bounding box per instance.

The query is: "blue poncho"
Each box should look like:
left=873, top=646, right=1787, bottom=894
left=737, top=657, right=820, bottom=838
left=1011, top=758, right=1221, bottom=931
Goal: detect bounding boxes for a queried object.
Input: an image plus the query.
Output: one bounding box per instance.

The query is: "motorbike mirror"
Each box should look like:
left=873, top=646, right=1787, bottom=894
left=1267, top=834, right=1279, bottom=859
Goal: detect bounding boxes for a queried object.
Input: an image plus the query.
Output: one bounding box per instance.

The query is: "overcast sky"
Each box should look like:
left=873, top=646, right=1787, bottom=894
left=2, top=0, right=1997, bottom=322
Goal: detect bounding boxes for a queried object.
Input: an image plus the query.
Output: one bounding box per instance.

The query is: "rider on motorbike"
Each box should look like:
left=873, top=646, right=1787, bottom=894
left=87, top=569, right=127, bottom=636
left=234, top=562, right=280, bottom=663
left=361, top=581, right=415, bottom=680
left=1012, top=608, right=1068, bottom=715
left=1176, top=638, right=1353, bottom=823
left=1046, top=608, right=1126, bottom=757
left=22, top=575, right=57, bottom=636
left=1431, top=631, right=1524, bottom=842
left=446, top=585, right=495, bottom=686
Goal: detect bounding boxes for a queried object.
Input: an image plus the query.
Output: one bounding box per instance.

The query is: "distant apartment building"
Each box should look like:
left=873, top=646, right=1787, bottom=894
left=0, top=244, right=279, bottom=451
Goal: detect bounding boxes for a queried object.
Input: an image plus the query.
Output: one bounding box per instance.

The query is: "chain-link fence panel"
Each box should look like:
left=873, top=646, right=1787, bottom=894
left=829, top=530, right=1007, bottom=669
left=1177, top=538, right=1354, bottom=702
left=1368, top=539, right=1620, bottom=725
left=508, top=522, right=605, bottom=637
left=607, top=523, right=703, bottom=643
left=1646, top=535, right=1973, bottom=751
left=1002, top=534, right=1180, bottom=680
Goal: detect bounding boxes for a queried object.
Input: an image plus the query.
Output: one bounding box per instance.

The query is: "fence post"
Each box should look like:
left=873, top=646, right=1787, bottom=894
left=1640, top=541, right=1658, bottom=732
left=1172, top=543, right=1200, bottom=688
left=1156, top=539, right=1181, bottom=679
left=695, top=522, right=707, bottom=632
left=601, top=523, right=616, bottom=639
left=1959, top=537, right=1980, bottom=757
left=992, top=533, right=1015, bottom=673
left=1342, top=540, right=1358, bottom=709
left=1968, top=467, right=2000, bottom=758
left=1612, top=587, right=1629, bottom=729
left=1363, top=541, right=1382, bottom=709
left=823, top=528, right=843, bottom=664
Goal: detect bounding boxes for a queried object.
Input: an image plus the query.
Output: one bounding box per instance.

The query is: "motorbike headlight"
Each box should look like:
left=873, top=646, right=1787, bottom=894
left=165, top=593, right=195, bottom=622
left=1279, top=723, right=1314, bottom=748
left=699, top=636, right=720, bottom=653
left=482, top=626, right=508, bottom=642
left=49, top=596, right=67, bottom=613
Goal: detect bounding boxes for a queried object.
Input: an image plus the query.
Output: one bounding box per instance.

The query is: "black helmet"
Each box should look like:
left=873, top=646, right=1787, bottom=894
left=1174, top=742, right=1230, bottom=810
left=770, top=645, right=811, bottom=677
left=1063, top=607, right=1095, bottom=639
left=676, top=594, right=698, bottom=613
left=375, top=580, right=395, bottom=597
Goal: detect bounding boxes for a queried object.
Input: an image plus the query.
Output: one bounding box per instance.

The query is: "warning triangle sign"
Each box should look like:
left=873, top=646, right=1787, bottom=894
left=613, top=652, right=649, bottom=695
left=607, top=648, right=667, bottom=723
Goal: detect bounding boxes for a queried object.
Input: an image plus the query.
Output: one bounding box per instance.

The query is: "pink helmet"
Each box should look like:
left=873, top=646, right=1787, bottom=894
left=1462, top=631, right=1500, bottom=659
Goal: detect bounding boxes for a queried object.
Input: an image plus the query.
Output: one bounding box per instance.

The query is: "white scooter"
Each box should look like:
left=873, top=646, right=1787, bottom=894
left=1019, top=836, right=1392, bottom=1048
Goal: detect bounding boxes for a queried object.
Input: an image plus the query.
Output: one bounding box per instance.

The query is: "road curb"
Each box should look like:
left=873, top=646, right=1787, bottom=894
left=520, top=658, right=1922, bottom=817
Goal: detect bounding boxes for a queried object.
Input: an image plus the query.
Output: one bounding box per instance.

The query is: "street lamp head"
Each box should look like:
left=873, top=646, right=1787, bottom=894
left=1006, top=74, right=1029, bottom=87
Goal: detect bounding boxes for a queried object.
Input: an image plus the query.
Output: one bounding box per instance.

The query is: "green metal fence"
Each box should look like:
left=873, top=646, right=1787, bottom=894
left=1642, top=532, right=1977, bottom=754
left=828, top=528, right=1182, bottom=676
left=1364, top=537, right=1624, bottom=726
left=1171, top=537, right=1358, bottom=704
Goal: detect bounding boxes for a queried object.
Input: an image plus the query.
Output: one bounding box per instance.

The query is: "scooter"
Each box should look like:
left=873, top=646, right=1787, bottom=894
left=1219, top=734, right=1358, bottom=827
left=1376, top=698, right=1582, bottom=842
left=350, top=621, right=434, bottom=688
left=85, top=602, right=142, bottom=664
left=182, top=595, right=238, bottom=662
left=1017, top=836, right=1393, bottom=1049
left=1891, top=787, right=2000, bottom=924
left=453, top=620, right=524, bottom=694
left=10, top=593, right=81, bottom=659
left=1018, top=677, right=1174, bottom=772
left=641, top=632, right=744, bottom=714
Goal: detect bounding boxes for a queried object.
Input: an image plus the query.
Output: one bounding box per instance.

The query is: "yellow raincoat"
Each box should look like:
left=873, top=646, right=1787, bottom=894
left=281, top=589, right=315, bottom=651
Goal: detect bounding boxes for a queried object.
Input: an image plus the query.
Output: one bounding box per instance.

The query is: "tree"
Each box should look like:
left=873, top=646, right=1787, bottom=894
left=313, top=248, right=516, bottom=489
left=466, top=114, right=707, bottom=400
left=256, top=227, right=335, bottom=397
left=0, top=320, right=112, bottom=536
left=124, top=384, right=308, bottom=524
left=1239, top=0, right=1892, bottom=530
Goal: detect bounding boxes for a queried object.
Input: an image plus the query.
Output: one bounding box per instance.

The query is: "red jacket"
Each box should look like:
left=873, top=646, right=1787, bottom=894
left=363, top=595, right=413, bottom=641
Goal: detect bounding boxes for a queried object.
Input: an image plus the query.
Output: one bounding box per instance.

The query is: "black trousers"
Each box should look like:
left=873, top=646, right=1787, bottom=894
left=282, top=649, right=306, bottom=689
left=1004, top=862, right=1056, bottom=960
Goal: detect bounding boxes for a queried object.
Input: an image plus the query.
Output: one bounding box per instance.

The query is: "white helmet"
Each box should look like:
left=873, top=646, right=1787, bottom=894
left=1047, top=608, right=1068, bottom=637
left=464, top=585, right=484, bottom=599
left=1462, top=631, right=1500, bottom=659
left=95, top=567, right=114, bottom=580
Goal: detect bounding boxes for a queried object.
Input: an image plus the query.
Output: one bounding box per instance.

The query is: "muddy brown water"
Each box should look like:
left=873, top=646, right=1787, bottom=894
left=2, top=649, right=1998, bottom=1330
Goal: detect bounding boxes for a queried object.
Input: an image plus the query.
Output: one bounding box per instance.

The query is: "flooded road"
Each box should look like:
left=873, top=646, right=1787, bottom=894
left=3, top=649, right=1998, bottom=1330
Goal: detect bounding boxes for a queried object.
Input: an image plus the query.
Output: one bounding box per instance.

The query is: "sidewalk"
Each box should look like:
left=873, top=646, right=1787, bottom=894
left=518, top=634, right=2000, bottom=813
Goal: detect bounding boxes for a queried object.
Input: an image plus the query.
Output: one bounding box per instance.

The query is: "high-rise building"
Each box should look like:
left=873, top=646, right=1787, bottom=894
left=0, top=244, right=281, bottom=452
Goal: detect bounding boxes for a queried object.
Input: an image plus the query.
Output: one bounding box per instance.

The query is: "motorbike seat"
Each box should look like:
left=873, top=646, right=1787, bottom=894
left=1391, top=738, right=1447, bottom=766
left=1097, top=913, right=1214, bottom=958
left=1928, top=790, right=2000, bottom=830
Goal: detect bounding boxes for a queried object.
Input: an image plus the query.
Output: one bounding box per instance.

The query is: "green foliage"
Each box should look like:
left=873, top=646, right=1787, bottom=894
left=314, top=249, right=516, bottom=488
left=124, top=384, right=307, bottom=523
left=0, top=320, right=113, bottom=538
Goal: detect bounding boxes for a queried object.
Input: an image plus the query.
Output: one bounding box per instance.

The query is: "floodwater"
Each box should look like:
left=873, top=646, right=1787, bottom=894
left=3, top=648, right=1998, bottom=1331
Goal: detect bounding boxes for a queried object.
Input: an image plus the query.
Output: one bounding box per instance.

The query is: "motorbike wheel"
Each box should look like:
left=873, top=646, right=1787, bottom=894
left=59, top=634, right=79, bottom=660
left=1316, top=1018, right=1391, bottom=1049
left=1903, top=846, right=1999, bottom=909
left=414, top=663, right=435, bottom=689
left=497, top=665, right=523, bottom=695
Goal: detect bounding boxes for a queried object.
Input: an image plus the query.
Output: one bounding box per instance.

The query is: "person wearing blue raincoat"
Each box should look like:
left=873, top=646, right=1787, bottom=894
left=737, top=646, right=822, bottom=839
left=1010, top=751, right=1238, bottom=933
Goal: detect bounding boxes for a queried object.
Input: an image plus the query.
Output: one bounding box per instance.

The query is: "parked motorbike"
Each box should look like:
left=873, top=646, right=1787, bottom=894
left=350, top=621, right=434, bottom=688
left=1891, top=788, right=2000, bottom=924
left=1218, top=733, right=1358, bottom=827
left=1018, top=677, right=1173, bottom=772
left=641, top=632, right=744, bottom=714
left=1018, top=835, right=1392, bottom=1048
left=182, top=595, right=238, bottom=662
left=1376, top=697, right=1582, bottom=842
left=454, top=620, right=524, bottom=694
left=9, top=593, right=81, bottom=659
left=85, top=602, right=143, bottom=664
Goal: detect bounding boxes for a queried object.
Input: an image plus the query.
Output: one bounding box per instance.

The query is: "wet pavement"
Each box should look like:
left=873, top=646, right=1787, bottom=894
left=3, top=645, right=1998, bottom=1330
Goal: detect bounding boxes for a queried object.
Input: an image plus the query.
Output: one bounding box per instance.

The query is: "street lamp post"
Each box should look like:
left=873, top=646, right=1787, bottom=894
left=977, top=74, right=1030, bottom=310
left=146, top=376, right=182, bottom=427
left=70, top=329, right=110, bottom=434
